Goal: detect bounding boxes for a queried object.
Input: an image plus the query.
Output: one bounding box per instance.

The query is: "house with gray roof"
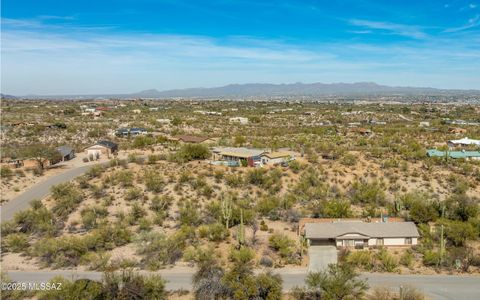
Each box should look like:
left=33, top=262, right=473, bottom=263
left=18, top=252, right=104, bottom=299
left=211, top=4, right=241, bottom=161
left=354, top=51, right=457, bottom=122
left=56, top=145, right=75, bottom=161
left=305, top=221, right=419, bottom=248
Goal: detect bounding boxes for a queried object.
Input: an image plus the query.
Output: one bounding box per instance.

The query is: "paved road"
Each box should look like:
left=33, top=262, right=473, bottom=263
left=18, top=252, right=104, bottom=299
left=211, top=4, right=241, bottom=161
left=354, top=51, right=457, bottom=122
left=1, top=164, right=99, bottom=222
left=5, top=270, right=480, bottom=300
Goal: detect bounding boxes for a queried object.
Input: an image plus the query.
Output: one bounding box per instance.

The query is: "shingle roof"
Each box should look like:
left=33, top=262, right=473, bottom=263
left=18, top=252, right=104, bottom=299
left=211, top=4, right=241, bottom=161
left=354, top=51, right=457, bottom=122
left=56, top=145, right=74, bottom=157
left=262, top=151, right=291, bottom=159
left=305, top=221, right=420, bottom=239
left=97, top=140, right=118, bottom=149
left=173, top=135, right=210, bottom=143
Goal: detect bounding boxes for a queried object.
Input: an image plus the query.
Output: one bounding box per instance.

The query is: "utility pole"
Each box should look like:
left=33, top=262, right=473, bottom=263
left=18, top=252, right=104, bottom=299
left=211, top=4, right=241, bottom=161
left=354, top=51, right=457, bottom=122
left=439, top=205, right=445, bottom=266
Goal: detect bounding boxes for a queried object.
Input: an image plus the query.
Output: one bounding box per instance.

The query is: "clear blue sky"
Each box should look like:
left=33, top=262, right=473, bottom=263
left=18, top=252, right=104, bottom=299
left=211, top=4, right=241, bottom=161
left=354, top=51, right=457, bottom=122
left=1, top=0, right=479, bottom=94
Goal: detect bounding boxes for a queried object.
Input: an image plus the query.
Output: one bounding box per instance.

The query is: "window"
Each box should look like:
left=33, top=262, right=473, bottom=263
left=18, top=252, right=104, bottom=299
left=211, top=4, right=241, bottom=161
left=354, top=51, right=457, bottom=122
left=376, top=238, right=384, bottom=246
left=405, top=237, right=412, bottom=245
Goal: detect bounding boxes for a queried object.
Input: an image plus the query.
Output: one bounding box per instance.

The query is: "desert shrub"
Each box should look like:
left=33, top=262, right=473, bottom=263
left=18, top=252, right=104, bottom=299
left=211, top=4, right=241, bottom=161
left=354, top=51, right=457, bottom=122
left=50, top=183, right=83, bottom=219
left=179, top=201, right=201, bottom=226
left=375, top=248, right=398, bottom=272
left=269, top=233, right=297, bottom=263
left=340, top=153, right=356, bottom=166
left=144, top=170, right=165, bottom=192
left=111, top=170, right=134, bottom=187
left=172, top=144, right=210, bottom=162
left=322, top=199, right=353, bottom=218
left=246, top=168, right=267, bottom=185
left=3, top=233, right=29, bottom=252
left=441, top=219, right=478, bottom=247
left=0, top=166, right=13, bottom=179
left=349, top=180, right=386, bottom=206
left=149, top=195, right=173, bottom=212
left=400, top=249, right=414, bottom=268
left=198, top=222, right=229, bottom=242
left=136, top=230, right=191, bottom=269
left=32, top=236, right=88, bottom=268
left=256, top=196, right=280, bottom=216
left=302, top=264, right=368, bottom=300
left=346, top=250, right=373, bottom=271
left=81, top=206, right=108, bottom=230
left=85, top=165, right=104, bottom=179
left=225, top=173, right=244, bottom=187
left=408, top=199, right=439, bottom=224
left=422, top=250, right=441, bottom=266
left=259, top=256, right=274, bottom=268
left=125, top=187, right=142, bottom=201
left=80, top=252, right=111, bottom=271
left=147, top=154, right=160, bottom=164
left=138, top=217, right=152, bottom=231
left=128, top=203, right=146, bottom=223
left=13, top=200, right=57, bottom=236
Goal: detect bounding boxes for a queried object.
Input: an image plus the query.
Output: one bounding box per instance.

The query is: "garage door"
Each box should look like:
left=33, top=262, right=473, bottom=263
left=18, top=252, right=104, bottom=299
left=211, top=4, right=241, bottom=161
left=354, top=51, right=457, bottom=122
left=308, top=245, right=338, bottom=272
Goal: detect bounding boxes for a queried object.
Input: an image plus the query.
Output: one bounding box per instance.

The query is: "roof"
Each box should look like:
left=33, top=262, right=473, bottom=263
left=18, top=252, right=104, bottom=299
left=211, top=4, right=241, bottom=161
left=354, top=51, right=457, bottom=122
left=262, top=151, right=291, bottom=159
left=213, top=147, right=266, bottom=158
left=448, top=137, right=480, bottom=146
left=427, top=149, right=480, bottom=158
left=305, top=221, right=420, bottom=239
left=96, top=140, right=118, bottom=149
left=56, top=145, right=74, bottom=156
left=173, top=135, right=210, bottom=143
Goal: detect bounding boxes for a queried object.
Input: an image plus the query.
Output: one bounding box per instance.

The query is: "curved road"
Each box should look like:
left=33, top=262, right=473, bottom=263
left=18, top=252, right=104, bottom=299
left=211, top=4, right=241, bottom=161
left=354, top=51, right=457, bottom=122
left=1, top=164, right=100, bottom=222
left=4, top=270, right=480, bottom=300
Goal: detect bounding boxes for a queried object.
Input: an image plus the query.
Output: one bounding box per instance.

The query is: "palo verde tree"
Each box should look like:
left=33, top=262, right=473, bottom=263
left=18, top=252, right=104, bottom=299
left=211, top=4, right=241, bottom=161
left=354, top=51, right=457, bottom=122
left=21, top=144, right=62, bottom=170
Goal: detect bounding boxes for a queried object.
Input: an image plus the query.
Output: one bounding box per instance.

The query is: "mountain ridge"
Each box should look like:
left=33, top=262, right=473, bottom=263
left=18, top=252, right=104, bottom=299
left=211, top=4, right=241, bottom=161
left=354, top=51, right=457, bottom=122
left=3, top=82, right=480, bottom=99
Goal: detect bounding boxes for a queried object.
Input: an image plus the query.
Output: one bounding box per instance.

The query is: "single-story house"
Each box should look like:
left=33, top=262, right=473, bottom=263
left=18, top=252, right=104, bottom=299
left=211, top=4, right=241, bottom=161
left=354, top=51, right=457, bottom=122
left=56, top=145, right=75, bottom=161
left=85, top=140, right=118, bottom=158
left=157, top=118, right=171, bottom=125
left=427, top=149, right=480, bottom=160
left=419, top=121, right=430, bottom=127
left=229, top=117, right=249, bottom=124
left=172, top=135, right=212, bottom=144
left=349, top=127, right=372, bottom=136
left=115, top=127, right=148, bottom=137
left=304, top=221, right=419, bottom=248
left=448, top=128, right=467, bottom=135
left=212, top=147, right=266, bottom=166
left=447, top=137, right=480, bottom=148
left=260, top=151, right=293, bottom=165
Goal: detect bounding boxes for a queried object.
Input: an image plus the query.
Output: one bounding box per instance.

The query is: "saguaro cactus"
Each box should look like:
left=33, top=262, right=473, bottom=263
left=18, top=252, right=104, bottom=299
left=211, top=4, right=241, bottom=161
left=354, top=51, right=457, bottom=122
left=237, top=209, right=245, bottom=246
left=221, top=194, right=232, bottom=229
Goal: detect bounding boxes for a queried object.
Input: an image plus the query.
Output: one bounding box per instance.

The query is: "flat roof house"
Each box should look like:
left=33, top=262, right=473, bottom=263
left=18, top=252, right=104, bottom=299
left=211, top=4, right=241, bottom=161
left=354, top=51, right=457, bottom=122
left=305, top=221, right=419, bottom=248
left=427, top=149, right=480, bottom=160
left=447, top=137, right=480, bottom=148
left=212, top=147, right=266, bottom=167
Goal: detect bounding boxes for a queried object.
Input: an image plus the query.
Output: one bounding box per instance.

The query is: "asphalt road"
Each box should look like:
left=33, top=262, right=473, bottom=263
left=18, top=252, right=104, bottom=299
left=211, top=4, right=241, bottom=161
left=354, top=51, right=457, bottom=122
left=4, top=270, right=480, bottom=300
left=1, top=165, right=97, bottom=222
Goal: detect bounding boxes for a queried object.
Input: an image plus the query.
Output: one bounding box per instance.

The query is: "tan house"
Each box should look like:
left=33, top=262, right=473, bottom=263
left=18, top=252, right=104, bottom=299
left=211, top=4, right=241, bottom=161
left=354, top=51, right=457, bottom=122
left=260, top=151, right=292, bottom=165
left=304, top=220, right=419, bottom=248
left=85, top=140, right=118, bottom=158
left=171, top=135, right=212, bottom=144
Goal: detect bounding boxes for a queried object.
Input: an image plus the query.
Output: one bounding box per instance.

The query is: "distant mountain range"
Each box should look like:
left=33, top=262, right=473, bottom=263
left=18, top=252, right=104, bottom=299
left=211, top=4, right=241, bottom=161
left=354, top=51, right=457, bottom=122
left=3, top=82, right=480, bottom=99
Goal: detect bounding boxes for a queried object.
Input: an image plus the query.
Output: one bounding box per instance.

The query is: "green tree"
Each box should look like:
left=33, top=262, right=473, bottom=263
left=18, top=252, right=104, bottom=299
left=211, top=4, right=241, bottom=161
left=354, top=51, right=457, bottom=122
left=21, top=144, right=62, bottom=170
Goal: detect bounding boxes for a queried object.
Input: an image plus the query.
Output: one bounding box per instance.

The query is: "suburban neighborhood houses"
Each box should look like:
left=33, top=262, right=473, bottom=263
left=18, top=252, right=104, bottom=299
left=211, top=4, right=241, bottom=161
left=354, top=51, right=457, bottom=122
left=1, top=98, right=480, bottom=300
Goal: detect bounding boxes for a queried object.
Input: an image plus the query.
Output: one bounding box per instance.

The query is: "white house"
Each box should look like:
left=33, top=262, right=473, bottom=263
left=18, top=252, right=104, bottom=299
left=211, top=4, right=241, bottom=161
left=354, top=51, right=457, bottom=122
left=157, top=118, right=171, bottom=125
left=132, top=109, right=142, bottom=114
left=447, top=137, right=480, bottom=147
left=305, top=221, right=419, bottom=248
left=229, top=117, right=249, bottom=124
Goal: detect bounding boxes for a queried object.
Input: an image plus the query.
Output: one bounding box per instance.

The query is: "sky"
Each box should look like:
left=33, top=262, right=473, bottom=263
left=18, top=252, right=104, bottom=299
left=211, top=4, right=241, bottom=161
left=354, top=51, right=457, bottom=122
left=1, top=0, right=480, bottom=95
